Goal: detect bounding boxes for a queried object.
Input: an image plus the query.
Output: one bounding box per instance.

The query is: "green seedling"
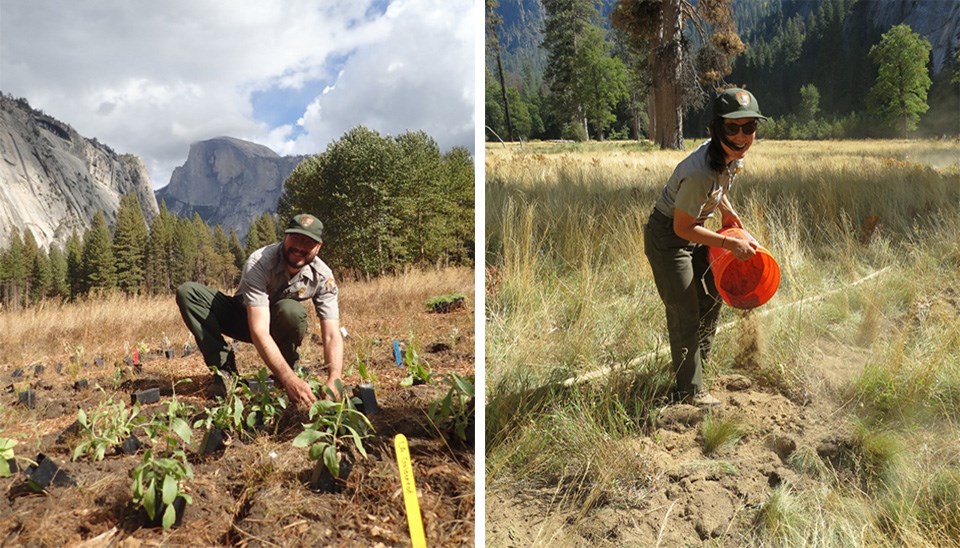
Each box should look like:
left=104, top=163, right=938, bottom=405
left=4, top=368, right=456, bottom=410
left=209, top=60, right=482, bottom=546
left=428, top=373, right=475, bottom=442
left=131, top=448, right=193, bottom=530
left=400, top=342, right=432, bottom=387
left=142, top=385, right=194, bottom=453
left=0, top=437, right=22, bottom=477
left=240, top=367, right=287, bottom=432
left=193, top=369, right=245, bottom=436
left=73, top=396, right=142, bottom=462
left=292, top=379, right=373, bottom=478
left=356, top=354, right=377, bottom=385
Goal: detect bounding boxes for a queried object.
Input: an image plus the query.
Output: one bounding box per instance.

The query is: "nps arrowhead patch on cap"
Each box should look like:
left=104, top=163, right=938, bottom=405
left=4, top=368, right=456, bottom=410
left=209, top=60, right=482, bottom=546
left=736, top=90, right=751, bottom=106
left=285, top=214, right=324, bottom=242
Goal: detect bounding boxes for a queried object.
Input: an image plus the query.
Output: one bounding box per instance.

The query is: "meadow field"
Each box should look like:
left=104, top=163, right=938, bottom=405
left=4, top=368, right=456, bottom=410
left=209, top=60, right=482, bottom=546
left=0, top=268, right=474, bottom=545
left=485, top=139, right=960, bottom=546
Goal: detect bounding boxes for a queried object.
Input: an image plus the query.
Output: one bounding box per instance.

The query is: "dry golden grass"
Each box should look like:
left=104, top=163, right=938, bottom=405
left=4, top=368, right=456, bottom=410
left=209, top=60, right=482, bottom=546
left=0, top=266, right=475, bottom=373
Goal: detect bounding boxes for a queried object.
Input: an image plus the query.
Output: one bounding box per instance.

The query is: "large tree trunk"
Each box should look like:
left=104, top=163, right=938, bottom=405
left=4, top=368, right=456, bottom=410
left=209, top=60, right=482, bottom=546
left=651, top=0, right=684, bottom=150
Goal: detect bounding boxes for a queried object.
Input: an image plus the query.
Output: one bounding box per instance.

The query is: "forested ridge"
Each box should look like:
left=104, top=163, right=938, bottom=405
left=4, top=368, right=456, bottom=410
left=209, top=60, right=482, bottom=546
left=486, top=0, right=959, bottom=143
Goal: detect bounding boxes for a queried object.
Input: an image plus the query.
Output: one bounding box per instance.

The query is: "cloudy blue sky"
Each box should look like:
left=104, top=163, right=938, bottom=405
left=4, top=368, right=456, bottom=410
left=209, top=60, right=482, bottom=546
left=0, top=0, right=476, bottom=188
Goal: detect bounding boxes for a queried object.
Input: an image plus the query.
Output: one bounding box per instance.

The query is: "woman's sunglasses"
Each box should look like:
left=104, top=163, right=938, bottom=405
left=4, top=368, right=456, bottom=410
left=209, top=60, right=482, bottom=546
left=722, top=120, right=757, bottom=136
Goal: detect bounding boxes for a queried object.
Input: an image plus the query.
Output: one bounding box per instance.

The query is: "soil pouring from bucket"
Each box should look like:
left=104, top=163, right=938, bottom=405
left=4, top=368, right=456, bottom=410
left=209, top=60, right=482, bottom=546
left=709, top=227, right=781, bottom=309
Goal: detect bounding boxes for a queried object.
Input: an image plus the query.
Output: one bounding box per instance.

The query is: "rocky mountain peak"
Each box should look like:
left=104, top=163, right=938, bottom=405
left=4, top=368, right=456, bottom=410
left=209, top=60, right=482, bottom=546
left=0, top=94, right=158, bottom=249
left=155, top=137, right=307, bottom=238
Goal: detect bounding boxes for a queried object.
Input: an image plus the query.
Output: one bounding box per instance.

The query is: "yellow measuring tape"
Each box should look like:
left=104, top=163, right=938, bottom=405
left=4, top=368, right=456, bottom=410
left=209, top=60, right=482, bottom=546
left=394, top=434, right=427, bottom=548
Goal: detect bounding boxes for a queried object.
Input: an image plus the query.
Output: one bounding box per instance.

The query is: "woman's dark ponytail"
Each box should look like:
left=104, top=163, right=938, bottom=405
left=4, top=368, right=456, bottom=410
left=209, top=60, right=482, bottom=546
left=706, top=117, right=726, bottom=173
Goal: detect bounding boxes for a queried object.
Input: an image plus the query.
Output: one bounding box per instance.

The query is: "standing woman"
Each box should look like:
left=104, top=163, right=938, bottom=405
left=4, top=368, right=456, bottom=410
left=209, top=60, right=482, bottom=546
left=644, top=87, right=766, bottom=406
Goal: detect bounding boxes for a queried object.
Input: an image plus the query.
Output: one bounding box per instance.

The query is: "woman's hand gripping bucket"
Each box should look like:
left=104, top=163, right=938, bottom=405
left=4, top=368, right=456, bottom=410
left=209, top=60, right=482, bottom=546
left=707, top=227, right=781, bottom=309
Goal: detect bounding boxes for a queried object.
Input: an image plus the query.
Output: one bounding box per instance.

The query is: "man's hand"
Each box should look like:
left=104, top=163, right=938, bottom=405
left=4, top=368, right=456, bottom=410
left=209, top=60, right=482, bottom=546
left=282, top=375, right=318, bottom=409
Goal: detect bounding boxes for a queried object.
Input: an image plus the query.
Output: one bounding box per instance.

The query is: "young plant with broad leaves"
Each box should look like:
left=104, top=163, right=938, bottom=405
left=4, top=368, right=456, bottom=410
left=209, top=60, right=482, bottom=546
left=73, top=396, right=141, bottom=461
left=240, top=367, right=287, bottom=432
left=193, top=369, right=245, bottom=437
left=0, top=437, right=21, bottom=477
left=428, top=373, right=475, bottom=443
left=131, top=448, right=193, bottom=530
left=141, top=387, right=194, bottom=453
left=292, top=380, right=374, bottom=477
left=400, top=341, right=433, bottom=387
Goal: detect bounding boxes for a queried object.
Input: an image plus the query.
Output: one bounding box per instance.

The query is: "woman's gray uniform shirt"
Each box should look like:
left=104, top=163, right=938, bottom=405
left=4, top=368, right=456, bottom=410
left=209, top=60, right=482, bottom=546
left=653, top=141, right=743, bottom=223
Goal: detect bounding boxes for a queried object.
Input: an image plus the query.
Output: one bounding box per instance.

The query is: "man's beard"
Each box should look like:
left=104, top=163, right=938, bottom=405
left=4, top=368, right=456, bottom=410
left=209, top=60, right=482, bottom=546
left=282, top=244, right=316, bottom=268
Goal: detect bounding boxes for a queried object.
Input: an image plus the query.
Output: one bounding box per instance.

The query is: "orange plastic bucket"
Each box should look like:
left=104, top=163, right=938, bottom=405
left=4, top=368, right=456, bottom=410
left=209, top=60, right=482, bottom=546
left=708, top=227, right=781, bottom=309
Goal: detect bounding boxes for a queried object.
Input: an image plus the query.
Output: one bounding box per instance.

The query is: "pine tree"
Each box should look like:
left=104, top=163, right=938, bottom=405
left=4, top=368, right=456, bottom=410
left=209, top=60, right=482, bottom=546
left=145, top=202, right=176, bottom=294
left=21, top=230, right=40, bottom=304
left=28, top=242, right=52, bottom=305
left=82, top=211, right=116, bottom=293
left=192, top=213, right=217, bottom=285
left=0, top=229, right=27, bottom=310
left=171, top=217, right=199, bottom=287
left=278, top=126, right=474, bottom=277
left=612, top=0, right=743, bottom=148
left=542, top=0, right=627, bottom=140
left=48, top=244, right=69, bottom=298
left=65, top=230, right=84, bottom=299
left=247, top=213, right=279, bottom=255
left=867, top=24, right=932, bottom=137
left=212, top=225, right=240, bottom=289
left=228, top=228, right=246, bottom=274
left=113, top=194, right=149, bottom=295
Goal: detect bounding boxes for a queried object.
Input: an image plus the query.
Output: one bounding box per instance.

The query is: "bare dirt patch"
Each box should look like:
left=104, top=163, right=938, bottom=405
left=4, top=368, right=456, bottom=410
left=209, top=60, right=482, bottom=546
left=487, top=314, right=874, bottom=546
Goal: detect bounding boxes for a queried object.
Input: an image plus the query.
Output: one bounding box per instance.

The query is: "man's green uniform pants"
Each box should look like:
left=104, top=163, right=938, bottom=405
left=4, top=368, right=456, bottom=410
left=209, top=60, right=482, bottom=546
left=175, top=282, right=308, bottom=372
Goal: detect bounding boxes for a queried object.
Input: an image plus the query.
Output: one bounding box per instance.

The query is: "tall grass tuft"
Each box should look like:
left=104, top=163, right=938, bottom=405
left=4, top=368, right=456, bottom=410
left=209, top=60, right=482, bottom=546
left=701, top=412, right=748, bottom=456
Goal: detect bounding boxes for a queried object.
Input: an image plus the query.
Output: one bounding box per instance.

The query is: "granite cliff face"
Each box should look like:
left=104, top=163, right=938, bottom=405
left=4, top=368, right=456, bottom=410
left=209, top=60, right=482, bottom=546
left=0, top=94, right=158, bottom=249
left=155, top=137, right=306, bottom=237
left=849, top=0, right=960, bottom=74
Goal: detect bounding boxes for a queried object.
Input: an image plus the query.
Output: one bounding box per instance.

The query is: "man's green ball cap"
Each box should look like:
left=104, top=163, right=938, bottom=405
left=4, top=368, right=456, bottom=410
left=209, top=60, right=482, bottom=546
left=285, top=214, right=324, bottom=243
left=714, top=88, right=767, bottom=121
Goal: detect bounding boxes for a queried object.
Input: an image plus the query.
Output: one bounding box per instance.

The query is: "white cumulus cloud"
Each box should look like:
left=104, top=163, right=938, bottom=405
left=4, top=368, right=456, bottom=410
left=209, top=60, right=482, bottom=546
left=0, top=0, right=476, bottom=188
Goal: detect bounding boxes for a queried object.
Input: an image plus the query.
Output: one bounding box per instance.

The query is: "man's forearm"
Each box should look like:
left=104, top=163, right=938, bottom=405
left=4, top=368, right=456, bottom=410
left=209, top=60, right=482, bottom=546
left=323, top=333, right=344, bottom=381
left=250, top=330, right=297, bottom=382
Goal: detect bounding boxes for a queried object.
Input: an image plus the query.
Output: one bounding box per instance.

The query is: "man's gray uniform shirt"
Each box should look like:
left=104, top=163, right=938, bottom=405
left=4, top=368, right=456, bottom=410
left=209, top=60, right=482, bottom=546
left=236, top=243, right=339, bottom=319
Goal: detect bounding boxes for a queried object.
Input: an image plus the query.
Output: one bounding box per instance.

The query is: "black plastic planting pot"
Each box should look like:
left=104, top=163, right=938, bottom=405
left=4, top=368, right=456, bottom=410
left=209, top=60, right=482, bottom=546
left=245, top=378, right=274, bottom=395
left=355, top=384, right=379, bottom=416
left=164, top=349, right=175, bottom=359
left=73, top=379, right=89, bottom=390
left=199, top=428, right=226, bottom=456
left=119, top=435, right=141, bottom=455
left=32, top=364, right=44, bottom=376
left=132, top=388, right=161, bottom=405
left=310, top=456, right=352, bottom=493
left=18, top=389, right=36, bottom=409
left=142, top=495, right=187, bottom=528
left=26, top=453, right=76, bottom=490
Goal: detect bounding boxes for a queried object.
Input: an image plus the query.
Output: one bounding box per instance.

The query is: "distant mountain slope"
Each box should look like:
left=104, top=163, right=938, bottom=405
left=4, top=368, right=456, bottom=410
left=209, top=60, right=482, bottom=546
left=0, top=93, right=158, bottom=249
left=155, top=137, right=307, bottom=238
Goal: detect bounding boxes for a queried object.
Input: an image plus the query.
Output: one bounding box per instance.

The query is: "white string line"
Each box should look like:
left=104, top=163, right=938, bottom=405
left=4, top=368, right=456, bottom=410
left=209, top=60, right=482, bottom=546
left=560, top=266, right=892, bottom=387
